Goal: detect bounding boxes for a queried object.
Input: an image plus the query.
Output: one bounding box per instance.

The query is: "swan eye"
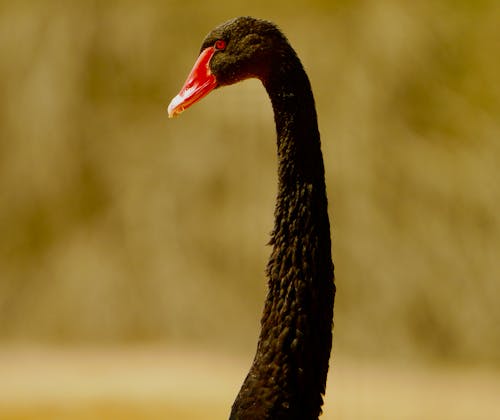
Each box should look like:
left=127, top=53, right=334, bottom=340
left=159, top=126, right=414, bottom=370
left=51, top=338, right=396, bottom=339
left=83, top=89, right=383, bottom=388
left=214, top=39, right=226, bottom=50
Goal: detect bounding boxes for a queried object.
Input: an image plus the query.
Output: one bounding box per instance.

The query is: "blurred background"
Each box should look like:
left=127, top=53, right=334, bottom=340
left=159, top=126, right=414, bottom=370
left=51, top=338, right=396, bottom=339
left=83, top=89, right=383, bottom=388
left=1, top=0, right=499, bottom=419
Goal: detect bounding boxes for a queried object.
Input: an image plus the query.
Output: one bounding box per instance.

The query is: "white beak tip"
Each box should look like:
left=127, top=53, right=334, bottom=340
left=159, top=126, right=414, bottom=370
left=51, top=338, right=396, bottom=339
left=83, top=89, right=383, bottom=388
left=167, top=95, right=184, bottom=118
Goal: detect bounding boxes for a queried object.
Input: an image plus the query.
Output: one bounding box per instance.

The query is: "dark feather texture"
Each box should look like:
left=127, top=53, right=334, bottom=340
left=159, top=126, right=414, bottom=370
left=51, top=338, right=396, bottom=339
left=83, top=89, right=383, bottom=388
left=198, top=17, right=335, bottom=419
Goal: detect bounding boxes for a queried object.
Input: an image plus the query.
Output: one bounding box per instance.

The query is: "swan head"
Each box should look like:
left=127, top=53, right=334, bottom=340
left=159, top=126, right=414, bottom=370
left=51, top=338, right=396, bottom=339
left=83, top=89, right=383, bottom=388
left=167, top=17, right=290, bottom=117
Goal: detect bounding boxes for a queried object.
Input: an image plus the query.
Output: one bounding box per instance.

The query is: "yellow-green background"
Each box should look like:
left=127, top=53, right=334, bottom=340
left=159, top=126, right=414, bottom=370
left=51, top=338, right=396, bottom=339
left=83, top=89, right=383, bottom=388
left=1, top=1, right=499, bottom=418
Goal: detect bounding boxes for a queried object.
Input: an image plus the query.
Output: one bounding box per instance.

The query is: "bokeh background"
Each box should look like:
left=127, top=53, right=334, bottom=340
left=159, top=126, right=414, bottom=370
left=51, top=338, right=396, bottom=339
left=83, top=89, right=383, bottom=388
left=1, top=0, right=499, bottom=419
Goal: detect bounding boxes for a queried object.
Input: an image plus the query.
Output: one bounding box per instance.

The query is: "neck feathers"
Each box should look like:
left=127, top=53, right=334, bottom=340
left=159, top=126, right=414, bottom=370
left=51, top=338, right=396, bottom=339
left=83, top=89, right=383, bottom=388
left=230, top=49, right=335, bottom=420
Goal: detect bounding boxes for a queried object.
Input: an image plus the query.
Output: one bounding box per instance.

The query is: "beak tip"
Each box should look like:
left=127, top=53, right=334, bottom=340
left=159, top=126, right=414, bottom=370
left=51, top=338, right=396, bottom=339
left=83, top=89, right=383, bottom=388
left=167, top=105, right=176, bottom=119
left=167, top=95, right=183, bottom=118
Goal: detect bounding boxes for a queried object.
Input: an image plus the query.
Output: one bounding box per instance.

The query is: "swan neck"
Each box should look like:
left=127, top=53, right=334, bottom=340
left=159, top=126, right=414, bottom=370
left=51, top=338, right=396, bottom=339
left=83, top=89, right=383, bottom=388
left=231, top=54, right=335, bottom=419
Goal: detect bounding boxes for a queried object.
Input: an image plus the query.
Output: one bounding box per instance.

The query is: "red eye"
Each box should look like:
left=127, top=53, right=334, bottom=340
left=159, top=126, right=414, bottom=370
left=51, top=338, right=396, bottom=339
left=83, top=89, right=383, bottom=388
left=214, top=39, right=226, bottom=50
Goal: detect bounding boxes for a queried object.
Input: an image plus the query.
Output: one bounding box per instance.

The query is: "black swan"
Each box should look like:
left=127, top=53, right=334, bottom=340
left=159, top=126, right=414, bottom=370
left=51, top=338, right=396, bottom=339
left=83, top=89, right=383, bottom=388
left=168, top=17, right=335, bottom=419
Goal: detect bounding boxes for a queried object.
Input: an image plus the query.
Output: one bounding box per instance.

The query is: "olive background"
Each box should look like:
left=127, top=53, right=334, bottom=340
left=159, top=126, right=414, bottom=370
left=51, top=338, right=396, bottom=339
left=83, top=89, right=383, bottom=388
left=0, top=1, right=499, bottom=418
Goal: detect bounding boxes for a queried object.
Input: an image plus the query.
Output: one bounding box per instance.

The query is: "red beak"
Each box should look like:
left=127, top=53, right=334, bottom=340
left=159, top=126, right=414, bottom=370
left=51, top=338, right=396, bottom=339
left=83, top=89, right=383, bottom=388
left=168, top=47, right=218, bottom=118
